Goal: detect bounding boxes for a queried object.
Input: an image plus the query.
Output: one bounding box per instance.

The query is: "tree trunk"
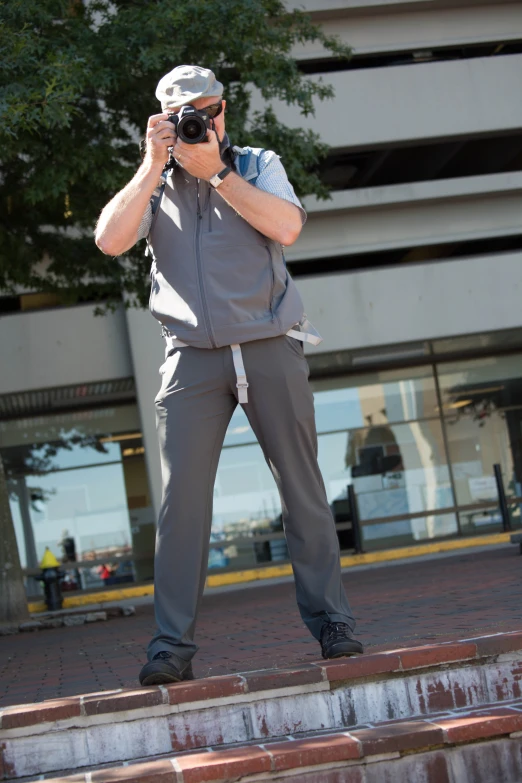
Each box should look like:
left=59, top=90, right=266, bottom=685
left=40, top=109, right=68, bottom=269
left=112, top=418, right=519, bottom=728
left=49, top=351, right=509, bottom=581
left=0, top=456, right=29, bottom=625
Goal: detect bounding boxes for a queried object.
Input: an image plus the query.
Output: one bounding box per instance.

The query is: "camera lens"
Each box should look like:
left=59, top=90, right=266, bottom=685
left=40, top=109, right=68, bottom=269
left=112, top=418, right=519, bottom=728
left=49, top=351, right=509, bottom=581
left=184, top=121, right=200, bottom=139
left=178, top=113, right=207, bottom=144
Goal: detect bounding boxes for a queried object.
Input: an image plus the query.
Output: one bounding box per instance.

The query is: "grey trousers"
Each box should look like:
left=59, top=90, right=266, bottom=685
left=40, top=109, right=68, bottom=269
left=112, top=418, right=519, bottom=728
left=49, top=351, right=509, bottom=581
left=147, top=334, right=355, bottom=661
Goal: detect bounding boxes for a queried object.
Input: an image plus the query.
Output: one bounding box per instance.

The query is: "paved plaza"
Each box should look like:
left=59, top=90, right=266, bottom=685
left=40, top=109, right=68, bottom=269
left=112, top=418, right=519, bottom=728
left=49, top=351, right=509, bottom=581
left=1, top=544, right=521, bottom=709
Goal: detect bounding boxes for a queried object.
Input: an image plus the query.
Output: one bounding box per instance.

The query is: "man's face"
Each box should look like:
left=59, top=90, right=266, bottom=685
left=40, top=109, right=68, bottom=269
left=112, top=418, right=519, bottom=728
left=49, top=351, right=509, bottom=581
left=169, top=95, right=226, bottom=142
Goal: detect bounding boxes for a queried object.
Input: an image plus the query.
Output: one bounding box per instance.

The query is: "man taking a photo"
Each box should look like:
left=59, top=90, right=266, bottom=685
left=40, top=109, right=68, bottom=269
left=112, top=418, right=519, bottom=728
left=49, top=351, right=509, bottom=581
left=95, top=65, right=363, bottom=686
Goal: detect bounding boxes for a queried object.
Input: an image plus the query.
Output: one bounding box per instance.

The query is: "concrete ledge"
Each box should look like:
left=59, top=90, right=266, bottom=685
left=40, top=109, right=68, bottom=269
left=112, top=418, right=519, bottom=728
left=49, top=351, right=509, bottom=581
left=2, top=632, right=521, bottom=732
left=303, top=171, right=522, bottom=215
left=2, top=631, right=522, bottom=779
left=18, top=702, right=522, bottom=783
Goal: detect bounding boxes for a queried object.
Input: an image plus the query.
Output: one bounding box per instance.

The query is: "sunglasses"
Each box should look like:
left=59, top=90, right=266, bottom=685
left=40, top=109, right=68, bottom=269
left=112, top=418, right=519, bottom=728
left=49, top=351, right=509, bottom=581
left=200, top=101, right=223, bottom=119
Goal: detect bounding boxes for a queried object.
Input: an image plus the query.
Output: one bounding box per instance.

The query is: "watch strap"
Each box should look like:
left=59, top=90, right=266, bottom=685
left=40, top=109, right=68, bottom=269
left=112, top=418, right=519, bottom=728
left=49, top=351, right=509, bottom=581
left=210, top=166, right=232, bottom=188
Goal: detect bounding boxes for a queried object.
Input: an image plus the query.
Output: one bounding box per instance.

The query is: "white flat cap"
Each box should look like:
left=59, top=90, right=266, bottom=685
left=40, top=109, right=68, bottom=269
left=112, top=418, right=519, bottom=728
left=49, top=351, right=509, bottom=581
left=155, top=64, right=224, bottom=111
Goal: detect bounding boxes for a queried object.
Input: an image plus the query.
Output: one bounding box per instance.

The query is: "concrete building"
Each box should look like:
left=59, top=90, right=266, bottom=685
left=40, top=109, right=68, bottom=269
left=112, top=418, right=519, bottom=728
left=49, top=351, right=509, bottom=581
left=2, top=0, right=522, bottom=595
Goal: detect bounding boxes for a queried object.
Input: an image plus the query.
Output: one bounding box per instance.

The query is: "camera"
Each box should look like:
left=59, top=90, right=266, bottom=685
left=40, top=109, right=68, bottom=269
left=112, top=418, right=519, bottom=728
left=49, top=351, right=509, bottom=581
left=167, top=105, right=211, bottom=144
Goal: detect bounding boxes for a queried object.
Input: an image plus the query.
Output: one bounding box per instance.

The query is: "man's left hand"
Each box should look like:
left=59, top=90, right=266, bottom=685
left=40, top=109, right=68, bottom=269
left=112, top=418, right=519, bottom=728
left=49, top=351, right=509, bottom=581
left=173, top=130, right=223, bottom=180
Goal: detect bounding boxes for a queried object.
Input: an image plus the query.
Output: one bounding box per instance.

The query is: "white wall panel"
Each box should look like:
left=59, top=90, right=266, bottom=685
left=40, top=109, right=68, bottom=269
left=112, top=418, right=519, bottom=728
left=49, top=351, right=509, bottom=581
left=288, top=177, right=522, bottom=260
left=295, top=251, right=522, bottom=354
left=291, top=4, right=522, bottom=58
left=0, top=304, right=132, bottom=395
left=304, top=171, right=522, bottom=213
left=254, top=55, right=522, bottom=149
left=288, top=0, right=517, bottom=13
left=288, top=0, right=436, bottom=12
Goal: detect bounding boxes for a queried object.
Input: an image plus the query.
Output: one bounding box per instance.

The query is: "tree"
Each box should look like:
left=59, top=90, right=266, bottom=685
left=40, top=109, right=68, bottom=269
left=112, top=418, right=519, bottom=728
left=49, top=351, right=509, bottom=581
left=0, top=0, right=350, bottom=620
left=0, top=458, right=30, bottom=625
left=1, top=0, right=350, bottom=308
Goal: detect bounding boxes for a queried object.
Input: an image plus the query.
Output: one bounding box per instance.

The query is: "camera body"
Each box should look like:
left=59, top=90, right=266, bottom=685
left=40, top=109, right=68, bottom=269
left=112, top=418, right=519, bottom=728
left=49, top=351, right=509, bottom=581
left=167, top=105, right=211, bottom=144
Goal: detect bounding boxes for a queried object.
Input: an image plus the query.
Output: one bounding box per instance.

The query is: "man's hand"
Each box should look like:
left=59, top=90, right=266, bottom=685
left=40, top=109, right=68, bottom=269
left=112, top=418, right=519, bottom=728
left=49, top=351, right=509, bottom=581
left=95, top=113, right=174, bottom=256
left=173, top=130, right=223, bottom=180
left=144, top=113, right=177, bottom=169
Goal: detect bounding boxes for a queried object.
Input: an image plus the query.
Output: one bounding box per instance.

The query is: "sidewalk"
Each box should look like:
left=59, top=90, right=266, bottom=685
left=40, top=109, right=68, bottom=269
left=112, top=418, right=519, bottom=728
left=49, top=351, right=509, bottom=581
left=1, top=545, right=521, bottom=709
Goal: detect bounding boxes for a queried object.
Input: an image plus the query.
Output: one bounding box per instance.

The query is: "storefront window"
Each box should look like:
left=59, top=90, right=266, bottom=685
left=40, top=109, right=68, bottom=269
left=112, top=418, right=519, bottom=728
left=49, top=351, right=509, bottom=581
left=0, top=404, right=155, bottom=595
left=212, top=365, right=458, bottom=562
left=312, top=366, right=439, bottom=433
left=212, top=354, right=522, bottom=560
left=438, top=354, right=522, bottom=532
left=312, top=367, right=457, bottom=549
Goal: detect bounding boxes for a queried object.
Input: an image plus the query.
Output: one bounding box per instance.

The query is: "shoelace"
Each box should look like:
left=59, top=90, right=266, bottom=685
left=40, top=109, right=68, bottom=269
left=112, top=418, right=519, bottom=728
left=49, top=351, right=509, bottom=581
left=322, top=622, right=352, bottom=645
left=154, top=651, right=172, bottom=660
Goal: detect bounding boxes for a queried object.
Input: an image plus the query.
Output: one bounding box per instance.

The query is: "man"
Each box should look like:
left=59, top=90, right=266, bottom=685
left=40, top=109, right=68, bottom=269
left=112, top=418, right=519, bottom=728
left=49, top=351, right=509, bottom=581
left=95, top=65, right=363, bottom=687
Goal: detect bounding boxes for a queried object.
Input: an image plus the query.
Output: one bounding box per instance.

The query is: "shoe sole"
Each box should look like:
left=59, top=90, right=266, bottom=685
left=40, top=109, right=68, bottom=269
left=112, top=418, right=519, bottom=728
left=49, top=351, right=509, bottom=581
left=139, top=660, right=194, bottom=687
left=323, top=642, right=365, bottom=659
left=140, top=671, right=183, bottom=686
left=326, top=650, right=364, bottom=658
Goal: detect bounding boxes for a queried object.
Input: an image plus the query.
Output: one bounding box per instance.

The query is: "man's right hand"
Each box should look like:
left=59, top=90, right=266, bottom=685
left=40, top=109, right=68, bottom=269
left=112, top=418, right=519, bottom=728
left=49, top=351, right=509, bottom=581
left=143, top=113, right=177, bottom=168
left=95, top=113, right=176, bottom=255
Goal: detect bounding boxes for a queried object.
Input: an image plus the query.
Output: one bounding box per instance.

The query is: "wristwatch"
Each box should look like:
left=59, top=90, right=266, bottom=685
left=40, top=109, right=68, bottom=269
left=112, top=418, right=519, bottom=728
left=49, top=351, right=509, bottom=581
left=209, top=166, right=232, bottom=189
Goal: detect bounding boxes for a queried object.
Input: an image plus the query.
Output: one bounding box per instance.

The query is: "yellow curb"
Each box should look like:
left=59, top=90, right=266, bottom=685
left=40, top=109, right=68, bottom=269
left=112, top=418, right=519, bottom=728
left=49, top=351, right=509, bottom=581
left=207, top=532, right=512, bottom=587
left=338, top=532, right=512, bottom=569
left=28, top=532, right=512, bottom=612
left=207, top=562, right=294, bottom=587
left=28, top=584, right=155, bottom=614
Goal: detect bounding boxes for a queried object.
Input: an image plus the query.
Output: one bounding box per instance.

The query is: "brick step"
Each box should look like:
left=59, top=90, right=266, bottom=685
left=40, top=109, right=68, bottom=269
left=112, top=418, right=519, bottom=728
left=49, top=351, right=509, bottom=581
left=1, top=631, right=522, bottom=781
left=11, top=699, right=522, bottom=783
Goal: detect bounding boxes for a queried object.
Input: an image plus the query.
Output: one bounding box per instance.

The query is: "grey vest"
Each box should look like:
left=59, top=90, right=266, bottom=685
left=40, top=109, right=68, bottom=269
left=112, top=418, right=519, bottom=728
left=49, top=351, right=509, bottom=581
left=148, top=147, right=305, bottom=349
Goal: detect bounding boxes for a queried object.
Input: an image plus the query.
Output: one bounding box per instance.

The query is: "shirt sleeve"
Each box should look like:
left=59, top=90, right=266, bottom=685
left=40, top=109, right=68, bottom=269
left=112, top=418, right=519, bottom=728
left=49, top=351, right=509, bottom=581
left=136, top=202, right=153, bottom=241
left=254, top=151, right=307, bottom=224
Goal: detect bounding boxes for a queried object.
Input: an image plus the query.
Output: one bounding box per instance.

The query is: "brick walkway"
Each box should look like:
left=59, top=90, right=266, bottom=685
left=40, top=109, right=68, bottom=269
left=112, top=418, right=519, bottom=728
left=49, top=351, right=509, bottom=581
left=1, top=546, right=521, bottom=709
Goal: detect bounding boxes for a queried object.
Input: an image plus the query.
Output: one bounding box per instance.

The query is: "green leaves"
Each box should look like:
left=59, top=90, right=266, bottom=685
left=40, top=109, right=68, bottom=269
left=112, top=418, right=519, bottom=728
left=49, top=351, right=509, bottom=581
left=0, top=0, right=351, bottom=306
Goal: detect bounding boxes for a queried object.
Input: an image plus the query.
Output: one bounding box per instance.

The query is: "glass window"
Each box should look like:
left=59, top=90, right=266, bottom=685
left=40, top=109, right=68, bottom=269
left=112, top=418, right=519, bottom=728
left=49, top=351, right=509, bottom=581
left=210, top=441, right=285, bottom=570
left=214, top=445, right=281, bottom=530
left=223, top=406, right=256, bottom=448
left=311, top=365, right=439, bottom=433
left=215, top=354, right=522, bottom=555
left=438, top=354, right=522, bottom=532
left=317, top=422, right=457, bottom=549
left=310, top=367, right=456, bottom=548
left=1, top=404, right=155, bottom=593
left=212, top=365, right=457, bottom=563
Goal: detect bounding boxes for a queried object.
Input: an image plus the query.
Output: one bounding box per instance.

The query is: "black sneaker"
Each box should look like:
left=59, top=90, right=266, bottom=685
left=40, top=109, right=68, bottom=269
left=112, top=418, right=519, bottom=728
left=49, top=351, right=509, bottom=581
left=139, top=651, right=195, bottom=686
left=320, top=622, right=364, bottom=659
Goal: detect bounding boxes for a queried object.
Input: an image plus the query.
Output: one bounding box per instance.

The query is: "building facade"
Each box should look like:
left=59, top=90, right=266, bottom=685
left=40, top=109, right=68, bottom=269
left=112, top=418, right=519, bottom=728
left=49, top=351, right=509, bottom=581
left=2, top=0, right=522, bottom=595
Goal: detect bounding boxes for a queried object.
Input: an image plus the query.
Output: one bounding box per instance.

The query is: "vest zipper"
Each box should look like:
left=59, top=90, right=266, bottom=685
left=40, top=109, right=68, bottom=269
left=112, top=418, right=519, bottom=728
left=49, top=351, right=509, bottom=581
left=195, top=179, right=216, bottom=348
left=208, top=184, right=212, bottom=233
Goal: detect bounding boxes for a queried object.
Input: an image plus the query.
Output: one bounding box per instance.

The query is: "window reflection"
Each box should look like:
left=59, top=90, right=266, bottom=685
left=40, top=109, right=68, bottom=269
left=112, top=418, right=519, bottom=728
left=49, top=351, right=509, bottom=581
left=1, top=405, right=155, bottom=594
left=318, top=420, right=456, bottom=548
left=29, top=464, right=132, bottom=560
left=438, top=355, right=522, bottom=532
left=212, top=365, right=457, bottom=560
left=311, top=365, right=438, bottom=432
left=214, top=444, right=282, bottom=536
left=223, top=406, right=255, bottom=447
